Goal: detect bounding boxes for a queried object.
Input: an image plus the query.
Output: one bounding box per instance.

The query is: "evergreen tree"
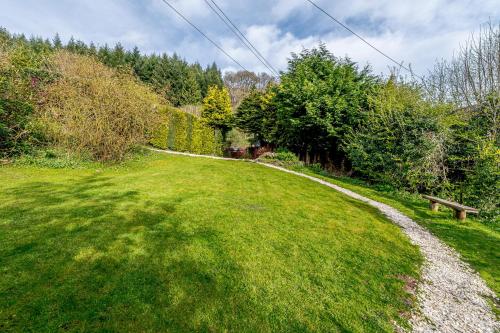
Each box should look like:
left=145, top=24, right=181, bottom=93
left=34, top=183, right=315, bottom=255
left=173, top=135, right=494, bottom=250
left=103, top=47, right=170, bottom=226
left=97, top=44, right=112, bottom=66
left=202, top=86, right=233, bottom=139
left=110, top=42, right=126, bottom=67
left=203, top=62, right=223, bottom=96
left=151, top=54, right=201, bottom=106
left=88, top=42, right=97, bottom=57
left=126, top=46, right=141, bottom=69
left=66, top=36, right=76, bottom=52
left=273, top=44, right=376, bottom=165
left=235, top=86, right=277, bottom=144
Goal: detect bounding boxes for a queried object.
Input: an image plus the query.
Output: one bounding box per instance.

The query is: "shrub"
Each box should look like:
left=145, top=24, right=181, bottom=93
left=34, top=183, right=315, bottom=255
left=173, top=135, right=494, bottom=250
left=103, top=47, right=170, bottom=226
left=39, top=51, right=163, bottom=161
left=257, top=149, right=304, bottom=168
left=345, top=80, right=449, bottom=193
left=272, top=45, right=377, bottom=166
left=0, top=41, right=50, bottom=157
left=462, top=141, right=499, bottom=221
left=202, top=85, right=233, bottom=139
left=275, top=148, right=300, bottom=162
left=150, top=106, right=222, bottom=156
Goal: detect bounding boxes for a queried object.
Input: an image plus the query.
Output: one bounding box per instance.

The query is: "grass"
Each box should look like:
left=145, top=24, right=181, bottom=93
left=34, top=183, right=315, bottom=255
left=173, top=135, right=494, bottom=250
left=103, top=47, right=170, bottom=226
left=299, top=168, right=500, bottom=300
left=0, top=152, right=421, bottom=332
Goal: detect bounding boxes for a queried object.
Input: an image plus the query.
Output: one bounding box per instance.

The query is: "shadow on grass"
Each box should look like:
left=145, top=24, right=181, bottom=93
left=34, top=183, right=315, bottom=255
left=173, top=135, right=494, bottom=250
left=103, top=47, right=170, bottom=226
left=0, top=174, right=267, bottom=332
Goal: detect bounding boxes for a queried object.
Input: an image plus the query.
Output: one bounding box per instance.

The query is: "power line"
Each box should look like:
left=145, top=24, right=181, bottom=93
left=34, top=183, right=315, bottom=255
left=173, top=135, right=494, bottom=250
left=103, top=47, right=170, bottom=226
left=205, top=0, right=280, bottom=77
left=160, top=0, right=249, bottom=72
left=305, top=0, right=424, bottom=80
left=204, top=0, right=277, bottom=76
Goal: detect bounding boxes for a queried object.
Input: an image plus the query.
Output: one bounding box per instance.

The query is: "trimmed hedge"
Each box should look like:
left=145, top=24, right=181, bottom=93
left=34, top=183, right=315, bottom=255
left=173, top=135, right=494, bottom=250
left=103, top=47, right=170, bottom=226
left=150, top=107, right=222, bottom=156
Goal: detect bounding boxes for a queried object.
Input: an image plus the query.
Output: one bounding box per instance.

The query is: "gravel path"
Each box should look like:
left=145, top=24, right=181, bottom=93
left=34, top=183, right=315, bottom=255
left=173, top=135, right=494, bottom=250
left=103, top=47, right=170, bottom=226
left=151, top=148, right=499, bottom=332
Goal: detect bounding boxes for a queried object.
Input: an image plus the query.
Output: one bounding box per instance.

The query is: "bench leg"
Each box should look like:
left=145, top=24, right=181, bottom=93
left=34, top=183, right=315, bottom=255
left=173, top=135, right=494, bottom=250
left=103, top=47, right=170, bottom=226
left=430, top=201, right=439, bottom=212
left=455, top=210, right=466, bottom=221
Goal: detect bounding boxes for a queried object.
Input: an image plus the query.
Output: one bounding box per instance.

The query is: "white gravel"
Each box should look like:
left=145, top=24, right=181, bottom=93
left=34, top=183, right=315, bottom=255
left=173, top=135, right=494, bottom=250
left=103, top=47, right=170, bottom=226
left=150, top=148, right=499, bottom=332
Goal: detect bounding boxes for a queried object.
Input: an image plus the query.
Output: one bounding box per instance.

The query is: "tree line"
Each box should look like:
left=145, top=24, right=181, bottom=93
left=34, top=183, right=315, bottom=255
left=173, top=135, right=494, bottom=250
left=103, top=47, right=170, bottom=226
left=233, top=23, right=498, bottom=220
left=1, top=23, right=497, bottom=220
left=1, top=29, right=224, bottom=107
left=0, top=26, right=227, bottom=162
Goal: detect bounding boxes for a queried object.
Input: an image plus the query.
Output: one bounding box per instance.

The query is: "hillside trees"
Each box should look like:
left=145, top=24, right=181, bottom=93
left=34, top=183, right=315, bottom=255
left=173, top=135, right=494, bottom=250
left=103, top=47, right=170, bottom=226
left=0, top=28, right=227, bottom=108
left=27, top=31, right=225, bottom=107
left=148, top=54, right=202, bottom=106
left=198, top=62, right=224, bottom=98
left=0, top=28, right=227, bottom=161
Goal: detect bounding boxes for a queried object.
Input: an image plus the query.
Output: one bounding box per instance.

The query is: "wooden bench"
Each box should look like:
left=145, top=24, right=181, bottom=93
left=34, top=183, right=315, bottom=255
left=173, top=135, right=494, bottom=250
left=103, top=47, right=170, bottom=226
left=422, top=195, right=478, bottom=221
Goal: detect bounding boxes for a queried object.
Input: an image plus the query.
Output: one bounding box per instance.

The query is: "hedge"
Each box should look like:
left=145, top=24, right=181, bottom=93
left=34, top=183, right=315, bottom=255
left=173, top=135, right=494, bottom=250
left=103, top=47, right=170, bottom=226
left=150, top=107, right=222, bottom=156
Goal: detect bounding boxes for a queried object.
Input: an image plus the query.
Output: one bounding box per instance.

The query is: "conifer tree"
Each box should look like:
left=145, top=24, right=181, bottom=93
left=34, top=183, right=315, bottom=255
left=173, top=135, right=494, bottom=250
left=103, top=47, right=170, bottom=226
left=202, top=86, right=233, bottom=139
left=52, top=33, right=62, bottom=49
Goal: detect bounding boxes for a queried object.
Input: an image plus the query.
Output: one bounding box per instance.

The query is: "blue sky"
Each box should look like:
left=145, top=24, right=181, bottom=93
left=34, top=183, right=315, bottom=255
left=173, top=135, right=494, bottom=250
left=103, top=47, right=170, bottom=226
left=1, top=0, right=498, bottom=76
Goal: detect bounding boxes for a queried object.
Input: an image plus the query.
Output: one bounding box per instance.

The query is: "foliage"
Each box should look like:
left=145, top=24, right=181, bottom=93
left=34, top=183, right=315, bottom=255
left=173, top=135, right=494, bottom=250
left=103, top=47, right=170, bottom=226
left=422, top=22, right=499, bottom=219
left=39, top=51, right=163, bottom=161
left=345, top=79, right=449, bottom=192
left=14, top=147, right=97, bottom=169
left=150, top=106, right=222, bottom=155
left=462, top=141, right=499, bottom=221
left=257, top=149, right=304, bottom=168
left=1, top=27, right=225, bottom=107
left=201, top=85, right=233, bottom=138
left=0, top=36, right=51, bottom=157
left=274, top=148, right=300, bottom=162
left=196, top=62, right=224, bottom=98
left=225, top=128, right=250, bottom=148
left=0, top=152, right=421, bottom=332
left=148, top=54, right=201, bottom=106
left=235, top=86, right=277, bottom=144
left=100, top=49, right=223, bottom=107
left=0, top=27, right=226, bottom=160
left=272, top=44, right=377, bottom=166
left=425, top=21, right=499, bottom=140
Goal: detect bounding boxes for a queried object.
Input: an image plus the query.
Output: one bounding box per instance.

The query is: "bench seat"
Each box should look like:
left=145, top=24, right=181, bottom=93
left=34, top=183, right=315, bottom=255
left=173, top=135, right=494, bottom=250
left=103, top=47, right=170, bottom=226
left=422, top=195, right=478, bottom=220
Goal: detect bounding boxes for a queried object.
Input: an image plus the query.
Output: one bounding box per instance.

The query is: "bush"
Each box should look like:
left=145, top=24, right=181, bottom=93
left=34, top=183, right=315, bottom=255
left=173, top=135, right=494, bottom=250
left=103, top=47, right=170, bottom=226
left=275, top=148, right=300, bottom=162
left=345, top=81, right=449, bottom=193
left=462, top=141, right=499, bottom=221
left=257, top=149, right=304, bottom=168
left=150, top=106, right=222, bottom=156
left=0, top=41, right=50, bottom=157
left=39, top=51, right=163, bottom=161
left=201, top=85, right=233, bottom=139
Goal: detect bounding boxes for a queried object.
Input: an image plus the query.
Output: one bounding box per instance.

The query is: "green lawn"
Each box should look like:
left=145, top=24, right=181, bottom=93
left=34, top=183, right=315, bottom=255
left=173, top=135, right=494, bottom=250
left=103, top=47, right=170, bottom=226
left=0, top=152, right=421, bottom=332
left=302, top=169, right=500, bottom=300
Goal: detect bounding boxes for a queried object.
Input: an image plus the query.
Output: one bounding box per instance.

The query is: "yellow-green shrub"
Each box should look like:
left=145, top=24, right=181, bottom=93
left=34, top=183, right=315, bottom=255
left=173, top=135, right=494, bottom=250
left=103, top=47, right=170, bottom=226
left=39, top=51, right=164, bottom=161
left=151, top=106, right=222, bottom=155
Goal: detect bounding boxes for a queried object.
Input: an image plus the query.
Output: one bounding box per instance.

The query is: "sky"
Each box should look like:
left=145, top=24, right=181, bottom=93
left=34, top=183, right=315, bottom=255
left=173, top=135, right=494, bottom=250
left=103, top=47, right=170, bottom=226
left=1, top=0, right=498, bottom=77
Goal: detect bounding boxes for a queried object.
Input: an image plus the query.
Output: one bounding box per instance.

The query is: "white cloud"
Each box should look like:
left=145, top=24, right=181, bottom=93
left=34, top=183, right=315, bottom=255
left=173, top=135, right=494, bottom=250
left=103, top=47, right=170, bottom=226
left=0, top=0, right=498, bottom=77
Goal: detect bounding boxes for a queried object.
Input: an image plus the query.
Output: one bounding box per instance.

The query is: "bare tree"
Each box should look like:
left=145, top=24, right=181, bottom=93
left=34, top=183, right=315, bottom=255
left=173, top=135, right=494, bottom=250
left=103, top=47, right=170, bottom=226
left=223, top=71, right=276, bottom=107
left=425, top=21, right=499, bottom=139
